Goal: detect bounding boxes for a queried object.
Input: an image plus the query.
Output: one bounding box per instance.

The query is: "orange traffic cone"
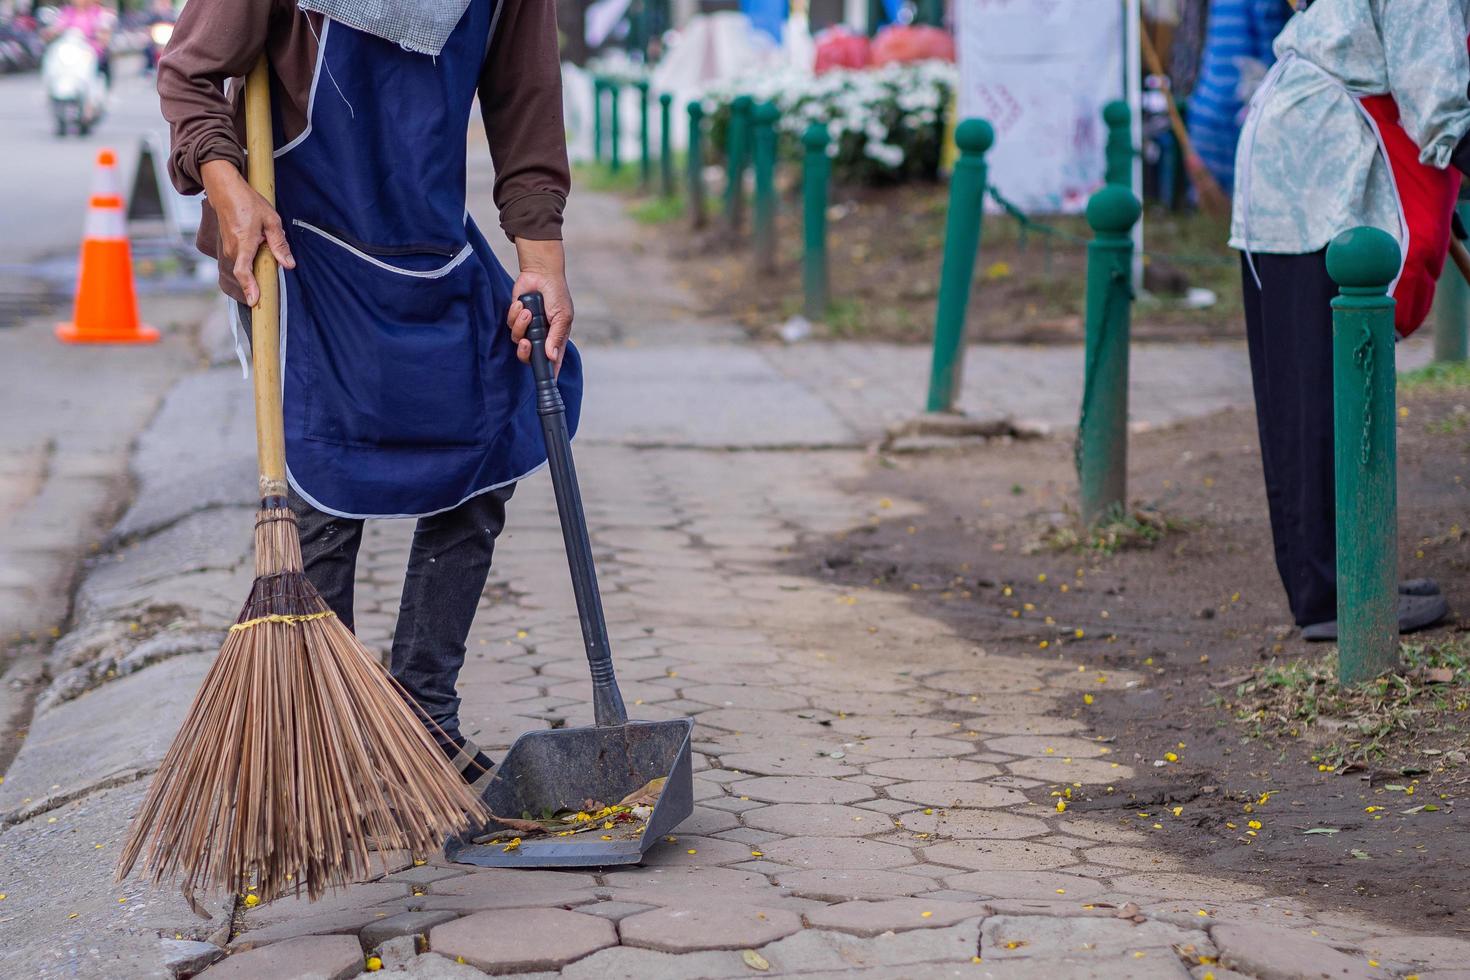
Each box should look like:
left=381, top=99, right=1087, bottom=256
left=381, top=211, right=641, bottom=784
left=56, top=149, right=159, bottom=345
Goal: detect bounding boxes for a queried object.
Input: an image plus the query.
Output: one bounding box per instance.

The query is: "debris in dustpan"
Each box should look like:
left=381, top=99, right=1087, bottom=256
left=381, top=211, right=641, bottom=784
left=471, top=778, right=668, bottom=848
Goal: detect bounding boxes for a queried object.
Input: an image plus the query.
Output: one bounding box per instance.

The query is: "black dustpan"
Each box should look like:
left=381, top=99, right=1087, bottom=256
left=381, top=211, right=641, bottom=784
left=445, top=292, right=694, bottom=869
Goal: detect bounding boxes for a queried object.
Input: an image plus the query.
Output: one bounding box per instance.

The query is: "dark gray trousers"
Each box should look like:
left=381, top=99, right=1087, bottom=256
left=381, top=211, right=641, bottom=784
left=238, top=303, right=511, bottom=760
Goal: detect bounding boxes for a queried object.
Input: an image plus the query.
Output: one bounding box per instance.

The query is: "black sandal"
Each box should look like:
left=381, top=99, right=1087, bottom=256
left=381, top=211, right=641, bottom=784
left=1301, top=592, right=1449, bottom=642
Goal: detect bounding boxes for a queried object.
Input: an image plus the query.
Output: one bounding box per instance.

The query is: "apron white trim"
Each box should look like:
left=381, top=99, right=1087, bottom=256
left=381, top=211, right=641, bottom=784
left=274, top=18, right=331, bottom=159
left=1238, top=52, right=1408, bottom=291
left=292, top=219, right=474, bottom=278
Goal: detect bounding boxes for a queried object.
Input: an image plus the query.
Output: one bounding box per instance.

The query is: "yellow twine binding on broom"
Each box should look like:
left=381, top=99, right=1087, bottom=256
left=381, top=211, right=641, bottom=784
left=229, top=611, right=336, bottom=632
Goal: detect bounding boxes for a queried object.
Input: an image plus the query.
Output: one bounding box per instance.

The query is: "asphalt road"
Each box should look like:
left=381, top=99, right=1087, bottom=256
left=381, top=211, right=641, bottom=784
left=0, top=53, right=169, bottom=266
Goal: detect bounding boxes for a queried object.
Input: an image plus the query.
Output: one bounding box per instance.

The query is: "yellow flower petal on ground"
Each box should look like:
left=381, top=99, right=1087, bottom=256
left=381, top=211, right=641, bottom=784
left=921, top=911, right=934, bottom=918
left=243, top=895, right=260, bottom=908
left=1247, top=820, right=1262, bottom=830
left=365, top=956, right=383, bottom=972
left=1164, top=752, right=1178, bottom=763
left=1083, top=694, right=1094, bottom=705
left=1056, top=800, right=1067, bottom=813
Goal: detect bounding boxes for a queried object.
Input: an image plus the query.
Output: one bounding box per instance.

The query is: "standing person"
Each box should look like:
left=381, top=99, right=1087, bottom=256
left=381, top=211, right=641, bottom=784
left=43, top=0, right=115, bottom=86
left=1185, top=0, right=1288, bottom=194
left=1232, top=0, right=1470, bottom=640
left=157, top=0, right=580, bottom=790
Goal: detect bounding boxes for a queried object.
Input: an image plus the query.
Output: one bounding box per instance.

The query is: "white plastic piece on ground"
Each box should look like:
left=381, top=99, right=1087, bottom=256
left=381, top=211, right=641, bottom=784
left=1183, top=287, right=1218, bottom=309
left=779, top=315, right=813, bottom=344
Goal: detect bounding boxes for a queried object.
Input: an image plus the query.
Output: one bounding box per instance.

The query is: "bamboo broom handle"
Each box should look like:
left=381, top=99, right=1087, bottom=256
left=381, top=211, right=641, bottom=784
left=1138, top=25, right=1229, bottom=213
left=243, top=54, right=287, bottom=502
left=1452, top=238, right=1470, bottom=288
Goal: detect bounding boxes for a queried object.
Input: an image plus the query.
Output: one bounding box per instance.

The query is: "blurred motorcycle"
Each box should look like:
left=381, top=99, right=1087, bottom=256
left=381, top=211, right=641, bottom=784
left=42, top=29, right=106, bottom=137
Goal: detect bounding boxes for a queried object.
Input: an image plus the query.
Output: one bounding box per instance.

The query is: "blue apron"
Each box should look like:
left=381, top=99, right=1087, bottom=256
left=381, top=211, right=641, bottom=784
left=271, top=0, right=581, bottom=519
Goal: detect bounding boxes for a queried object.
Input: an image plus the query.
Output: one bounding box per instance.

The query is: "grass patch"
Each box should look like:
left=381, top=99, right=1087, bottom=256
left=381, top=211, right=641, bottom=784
left=628, top=193, right=689, bottom=225
left=572, top=163, right=643, bottom=194
left=1400, top=360, right=1470, bottom=393
left=1231, top=636, right=1470, bottom=770
left=1028, top=504, right=1191, bottom=556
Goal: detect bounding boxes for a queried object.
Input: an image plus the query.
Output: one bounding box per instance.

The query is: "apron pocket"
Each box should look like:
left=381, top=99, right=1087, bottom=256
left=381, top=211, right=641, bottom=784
left=290, top=221, right=488, bottom=450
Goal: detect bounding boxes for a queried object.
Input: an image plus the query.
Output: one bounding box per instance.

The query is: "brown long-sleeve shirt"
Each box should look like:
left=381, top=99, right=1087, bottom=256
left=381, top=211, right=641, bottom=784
left=157, top=0, right=569, bottom=301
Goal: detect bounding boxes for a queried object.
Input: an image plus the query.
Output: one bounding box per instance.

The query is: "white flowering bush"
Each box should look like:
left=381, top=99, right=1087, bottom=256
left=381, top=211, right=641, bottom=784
left=701, top=61, right=957, bottom=185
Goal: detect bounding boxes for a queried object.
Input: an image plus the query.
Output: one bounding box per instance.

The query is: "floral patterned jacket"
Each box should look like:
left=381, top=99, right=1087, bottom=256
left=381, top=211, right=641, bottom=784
left=1229, top=0, right=1470, bottom=255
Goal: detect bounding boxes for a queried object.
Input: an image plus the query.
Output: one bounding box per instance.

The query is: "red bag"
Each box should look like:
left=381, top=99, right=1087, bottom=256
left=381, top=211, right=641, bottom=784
left=1358, top=94, right=1462, bottom=337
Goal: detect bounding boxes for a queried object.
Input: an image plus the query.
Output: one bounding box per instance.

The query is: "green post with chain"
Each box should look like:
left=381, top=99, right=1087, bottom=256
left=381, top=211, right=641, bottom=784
left=636, top=79, right=652, bottom=189
left=608, top=79, right=623, bottom=174
left=592, top=77, right=605, bottom=166
left=802, top=122, right=831, bottom=321
left=725, top=95, right=754, bottom=234
left=1434, top=196, right=1470, bottom=362
left=925, top=119, right=993, bottom=413
left=659, top=92, right=675, bottom=198
left=1327, top=227, right=1402, bottom=685
left=752, top=101, right=780, bottom=275
left=1077, top=185, right=1141, bottom=525
left=1103, top=100, right=1132, bottom=188
left=687, top=100, right=707, bottom=229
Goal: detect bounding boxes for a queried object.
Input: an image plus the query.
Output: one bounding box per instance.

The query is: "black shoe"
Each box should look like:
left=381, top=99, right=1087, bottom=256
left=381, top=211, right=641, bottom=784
left=1401, top=578, right=1441, bottom=596
left=1301, top=592, right=1450, bottom=642
left=444, top=737, right=496, bottom=794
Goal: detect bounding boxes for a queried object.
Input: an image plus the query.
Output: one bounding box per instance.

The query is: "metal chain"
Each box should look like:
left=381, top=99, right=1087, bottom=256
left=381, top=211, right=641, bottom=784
left=1354, top=323, right=1374, bottom=466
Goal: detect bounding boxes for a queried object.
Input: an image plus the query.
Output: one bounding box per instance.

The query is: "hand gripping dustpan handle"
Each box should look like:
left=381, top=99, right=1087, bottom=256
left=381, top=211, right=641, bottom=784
left=522, top=292, right=628, bottom=728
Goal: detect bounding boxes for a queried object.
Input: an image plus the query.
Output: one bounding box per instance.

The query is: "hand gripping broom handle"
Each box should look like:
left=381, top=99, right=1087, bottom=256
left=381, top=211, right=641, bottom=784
left=522, top=293, right=628, bottom=728
left=244, top=54, right=288, bottom=506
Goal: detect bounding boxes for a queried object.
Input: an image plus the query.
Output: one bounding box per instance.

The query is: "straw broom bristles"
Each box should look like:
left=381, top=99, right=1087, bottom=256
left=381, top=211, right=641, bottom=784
left=116, top=507, right=490, bottom=903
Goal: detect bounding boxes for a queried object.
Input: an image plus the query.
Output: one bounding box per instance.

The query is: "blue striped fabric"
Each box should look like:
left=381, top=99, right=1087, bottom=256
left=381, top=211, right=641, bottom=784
left=1185, top=0, right=1289, bottom=193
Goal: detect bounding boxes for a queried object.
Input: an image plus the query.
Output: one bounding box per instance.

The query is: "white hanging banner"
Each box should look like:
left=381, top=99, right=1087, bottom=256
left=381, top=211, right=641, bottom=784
left=956, top=0, right=1125, bottom=213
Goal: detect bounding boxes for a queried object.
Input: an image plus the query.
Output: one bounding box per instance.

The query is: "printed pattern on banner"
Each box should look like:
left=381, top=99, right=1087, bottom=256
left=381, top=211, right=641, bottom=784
left=956, top=0, right=1124, bottom=213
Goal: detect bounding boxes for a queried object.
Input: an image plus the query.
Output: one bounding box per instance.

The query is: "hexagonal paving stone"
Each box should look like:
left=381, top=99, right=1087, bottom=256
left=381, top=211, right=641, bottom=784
left=941, top=694, right=1053, bottom=715
left=695, top=708, right=839, bottom=737
left=760, top=836, right=916, bottom=870
left=1007, top=757, right=1133, bottom=782
left=641, top=835, right=759, bottom=867
left=775, top=868, right=930, bottom=901
left=429, top=908, right=615, bottom=973
left=619, top=904, right=802, bottom=952
left=896, top=808, right=1050, bottom=839
left=944, top=870, right=1109, bottom=900
left=822, top=693, right=933, bottom=716
left=924, top=668, right=1052, bottom=695
left=198, top=936, right=362, bottom=979
left=677, top=805, right=742, bottom=836
left=1107, top=872, right=1267, bottom=901
left=849, top=736, right=977, bottom=759
left=984, top=735, right=1113, bottom=758
left=980, top=914, right=1214, bottom=960
left=744, top=803, right=897, bottom=837
left=431, top=868, right=596, bottom=896
left=732, top=776, right=873, bottom=804
left=864, top=758, right=1002, bottom=782
left=962, top=715, right=1087, bottom=736
left=680, top=684, right=811, bottom=710
left=827, top=716, right=962, bottom=738
left=1085, top=845, right=1188, bottom=872
left=921, top=839, right=1076, bottom=872
left=803, top=897, right=990, bottom=937
left=883, top=780, right=1028, bottom=808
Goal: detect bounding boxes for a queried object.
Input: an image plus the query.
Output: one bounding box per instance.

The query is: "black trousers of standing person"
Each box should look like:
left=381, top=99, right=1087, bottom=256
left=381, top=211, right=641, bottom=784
left=237, top=303, right=508, bottom=786
left=1240, top=249, right=1338, bottom=628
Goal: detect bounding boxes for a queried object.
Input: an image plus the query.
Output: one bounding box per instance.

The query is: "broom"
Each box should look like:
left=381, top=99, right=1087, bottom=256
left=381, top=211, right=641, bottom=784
left=1139, top=26, right=1232, bottom=218
left=116, top=54, right=488, bottom=904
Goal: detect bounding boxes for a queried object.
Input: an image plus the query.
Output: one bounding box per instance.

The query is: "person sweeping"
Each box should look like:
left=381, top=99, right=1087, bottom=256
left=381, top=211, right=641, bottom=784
left=121, top=0, right=578, bottom=898
left=1232, top=0, right=1470, bottom=640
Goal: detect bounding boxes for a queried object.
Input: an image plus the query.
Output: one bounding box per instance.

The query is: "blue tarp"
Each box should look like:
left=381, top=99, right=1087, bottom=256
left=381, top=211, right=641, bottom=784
left=741, top=0, right=786, bottom=41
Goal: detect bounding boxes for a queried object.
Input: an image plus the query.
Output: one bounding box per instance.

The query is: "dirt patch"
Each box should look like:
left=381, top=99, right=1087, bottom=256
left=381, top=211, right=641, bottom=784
left=644, top=182, right=1243, bottom=344
left=787, top=386, right=1470, bottom=932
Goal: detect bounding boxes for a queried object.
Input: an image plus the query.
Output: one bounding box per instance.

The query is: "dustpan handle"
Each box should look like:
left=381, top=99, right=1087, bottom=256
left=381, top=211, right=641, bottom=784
left=522, top=292, right=628, bottom=728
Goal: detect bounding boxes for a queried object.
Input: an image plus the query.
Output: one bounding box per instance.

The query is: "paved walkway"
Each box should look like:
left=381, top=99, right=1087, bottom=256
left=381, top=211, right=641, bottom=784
left=0, top=189, right=1461, bottom=979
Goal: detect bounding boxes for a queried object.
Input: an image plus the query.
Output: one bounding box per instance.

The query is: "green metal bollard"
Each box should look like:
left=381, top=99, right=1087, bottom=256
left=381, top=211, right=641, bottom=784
left=592, top=77, right=606, bottom=166
left=608, top=79, right=623, bottom=174
left=925, top=119, right=994, bottom=413
left=659, top=92, right=675, bottom=198
left=802, top=122, right=831, bottom=322
left=752, top=101, right=780, bottom=275
left=1434, top=199, right=1470, bottom=362
left=725, top=96, right=754, bottom=234
left=1076, top=185, right=1142, bottom=526
left=1326, top=226, right=1402, bottom=685
left=637, top=80, right=652, bottom=189
left=1103, top=100, right=1132, bottom=188
left=687, top=100, right=707, bottom=229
